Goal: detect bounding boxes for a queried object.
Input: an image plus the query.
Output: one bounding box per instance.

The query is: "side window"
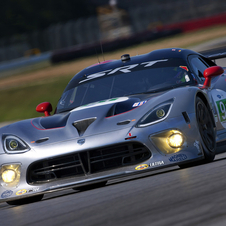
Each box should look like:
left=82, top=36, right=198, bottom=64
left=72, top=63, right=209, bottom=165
left=188, top=55, right=209, bottom=82
left=200, top=56, right=216, bottom=67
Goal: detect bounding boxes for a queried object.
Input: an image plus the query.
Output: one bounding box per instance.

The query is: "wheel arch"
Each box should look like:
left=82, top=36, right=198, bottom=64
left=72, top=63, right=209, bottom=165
left=196, top=91, right=216, bottom=128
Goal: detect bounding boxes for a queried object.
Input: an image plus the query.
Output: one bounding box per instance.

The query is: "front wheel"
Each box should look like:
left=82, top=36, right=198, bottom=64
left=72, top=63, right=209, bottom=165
left=179, top=97, right=216, bottom=168
left=196, top=97, right=216, bottom=162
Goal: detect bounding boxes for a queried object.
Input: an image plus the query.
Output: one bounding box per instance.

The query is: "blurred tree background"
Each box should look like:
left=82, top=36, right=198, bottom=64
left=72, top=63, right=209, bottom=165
left=1, top=0, right=225, bottom=63
left=0, top=0, right=96, bottom=38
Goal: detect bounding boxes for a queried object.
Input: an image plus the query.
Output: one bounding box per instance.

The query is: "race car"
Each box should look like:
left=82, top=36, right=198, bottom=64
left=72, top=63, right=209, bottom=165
left=1, top=48, right=226, bottom=205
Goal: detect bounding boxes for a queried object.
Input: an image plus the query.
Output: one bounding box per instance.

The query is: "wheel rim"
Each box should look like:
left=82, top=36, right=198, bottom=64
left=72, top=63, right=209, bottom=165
left=196, top=101, right=215, bottom=151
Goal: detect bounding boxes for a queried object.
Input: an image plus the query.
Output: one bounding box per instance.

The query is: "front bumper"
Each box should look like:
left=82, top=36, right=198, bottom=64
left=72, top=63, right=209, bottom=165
left=0, top=113, right=204, bottom=202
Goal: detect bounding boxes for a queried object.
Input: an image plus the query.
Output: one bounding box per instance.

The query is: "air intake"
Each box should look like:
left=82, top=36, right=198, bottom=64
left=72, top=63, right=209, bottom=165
left=73, top=117, right=96, bottom=136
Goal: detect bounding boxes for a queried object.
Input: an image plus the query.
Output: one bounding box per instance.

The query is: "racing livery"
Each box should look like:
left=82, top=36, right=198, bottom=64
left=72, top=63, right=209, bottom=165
left=1, top=48, right=226, bottom=205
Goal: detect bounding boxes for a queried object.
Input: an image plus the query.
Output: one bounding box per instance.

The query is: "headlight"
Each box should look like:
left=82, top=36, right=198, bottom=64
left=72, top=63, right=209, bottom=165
left=2, top=169, right=16, bottom=183
left=0, top=164, right=21, bottom=188
left=137, top=99, right=174, bottom=127
left=150, top=130, right=186, bottom=154
left=167, top=133, right=184, bottom=148
left=3, top=135, right=30, bottom=154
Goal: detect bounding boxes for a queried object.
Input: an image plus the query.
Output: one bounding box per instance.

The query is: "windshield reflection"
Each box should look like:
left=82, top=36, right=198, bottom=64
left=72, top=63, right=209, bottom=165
left=57, top=58, right=193, bottom=113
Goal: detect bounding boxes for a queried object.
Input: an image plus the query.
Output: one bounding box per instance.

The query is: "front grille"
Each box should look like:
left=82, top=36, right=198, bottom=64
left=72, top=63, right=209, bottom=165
left=27, top=142, right=151, bottom=184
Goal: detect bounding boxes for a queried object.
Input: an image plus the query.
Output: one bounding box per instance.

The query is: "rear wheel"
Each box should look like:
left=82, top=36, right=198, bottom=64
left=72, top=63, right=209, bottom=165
left=6, top=194, right=44, bottom=205
left=179, top=97, right=216, bottom=168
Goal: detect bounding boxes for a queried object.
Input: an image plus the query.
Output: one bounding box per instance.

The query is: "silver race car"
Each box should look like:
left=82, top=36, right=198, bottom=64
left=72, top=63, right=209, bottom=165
left=1, top=48, right=226, bottom=205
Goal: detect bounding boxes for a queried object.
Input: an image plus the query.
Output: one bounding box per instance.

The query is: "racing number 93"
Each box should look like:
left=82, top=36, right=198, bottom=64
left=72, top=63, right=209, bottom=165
left=217, top=99, right=226, bottom=122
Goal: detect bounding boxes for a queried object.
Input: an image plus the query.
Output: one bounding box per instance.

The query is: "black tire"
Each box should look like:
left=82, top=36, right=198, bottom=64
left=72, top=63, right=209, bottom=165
left=179, top=97, right=216, bottom=168
left=6, top=194, right=44, bottom=205
left=73, top=181, right=107, bottom=191
left=196, top=97, right=216, bottom=162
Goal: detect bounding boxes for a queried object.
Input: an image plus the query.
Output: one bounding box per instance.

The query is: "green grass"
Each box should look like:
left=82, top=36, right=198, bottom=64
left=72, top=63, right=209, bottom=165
left=0, top=77, right=70, bottom=122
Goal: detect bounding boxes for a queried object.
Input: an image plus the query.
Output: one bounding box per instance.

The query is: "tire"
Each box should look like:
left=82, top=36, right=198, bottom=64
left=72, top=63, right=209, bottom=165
left=6, top=194, right=44, bottom=205
left=179, top=97, right=216, bottom=168
left=196, top=97, right=216, bottom=162
left=73, top=181, right=107, bottom=191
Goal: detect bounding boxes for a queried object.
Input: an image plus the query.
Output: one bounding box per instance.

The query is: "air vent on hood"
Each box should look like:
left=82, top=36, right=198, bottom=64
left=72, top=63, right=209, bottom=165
left=73, top=117, right=96, bottom=136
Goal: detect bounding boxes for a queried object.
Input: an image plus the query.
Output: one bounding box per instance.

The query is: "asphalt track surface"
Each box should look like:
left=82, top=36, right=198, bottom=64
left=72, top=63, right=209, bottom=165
left=1, top=152, right=226, bottom=226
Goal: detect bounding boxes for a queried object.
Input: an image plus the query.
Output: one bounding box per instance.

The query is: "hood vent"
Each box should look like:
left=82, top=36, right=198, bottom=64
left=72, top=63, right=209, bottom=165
left=73, top=117, right=96, bottom=136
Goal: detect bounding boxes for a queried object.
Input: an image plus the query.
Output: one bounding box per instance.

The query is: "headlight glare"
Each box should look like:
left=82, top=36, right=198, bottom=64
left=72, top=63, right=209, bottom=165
left=0, top=164, right=21, bottom=188
left=2, top=169, right=16, bottom=183
left=150, top=130, right=186, bottom=154
left=3, top=135, right=30, bottom=154
left=167, top=133, right=184, bottom=148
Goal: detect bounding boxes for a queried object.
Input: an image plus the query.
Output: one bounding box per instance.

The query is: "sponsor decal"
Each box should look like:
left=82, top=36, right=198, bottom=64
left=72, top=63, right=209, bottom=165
left=79, top=60, right=168, bottom=84
left=169, top=154, right=187, bottom=162
left=16, top=189, right=27, bottom=196
left=217, top=95, right=222, bottom=99
left=194, top=140, right=202, bottom=155
left=27, top=187, right=40, bottom=193
left=77, top=139, right=85, bottom=145
left=185, top=75, right=190, bottom=82
left=150, top=161, right=164, bottom=167
left=1, top=190, right=13, bottom=199
left=194, top=140, right=201, bottom=153
left=135, top=164, right=149, bottom=170
left=212, top=89, right=226, bottom=128
left=216, top=99, right=226, bottom=124
left=179, top=66, right=189, bottom=71
left=132, top=100, right=147, bottom=107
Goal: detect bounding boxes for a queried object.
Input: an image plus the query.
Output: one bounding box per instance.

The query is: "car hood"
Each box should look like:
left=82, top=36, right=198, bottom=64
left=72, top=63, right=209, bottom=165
left=0, top=89, right=186, bottom=146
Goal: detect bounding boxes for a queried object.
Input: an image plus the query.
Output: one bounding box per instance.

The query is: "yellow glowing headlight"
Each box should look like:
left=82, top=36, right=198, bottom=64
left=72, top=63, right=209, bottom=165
left=0, top=164, right=21, bottom=188
left=150, top=130, right=185, bottom=154
left=2, top=169, right=16, bottom=183
left=167, top=133, right=184, bottom=148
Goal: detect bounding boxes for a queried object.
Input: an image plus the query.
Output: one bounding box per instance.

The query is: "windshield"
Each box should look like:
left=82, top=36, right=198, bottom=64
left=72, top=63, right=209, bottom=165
left=57, top=58, right=193, bottom=113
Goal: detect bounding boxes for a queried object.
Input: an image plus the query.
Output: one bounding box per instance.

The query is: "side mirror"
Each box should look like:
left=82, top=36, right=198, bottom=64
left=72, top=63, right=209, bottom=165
left=36, top=102, right=52, bottom=116
left=203, top=66, right=224, bottom=88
